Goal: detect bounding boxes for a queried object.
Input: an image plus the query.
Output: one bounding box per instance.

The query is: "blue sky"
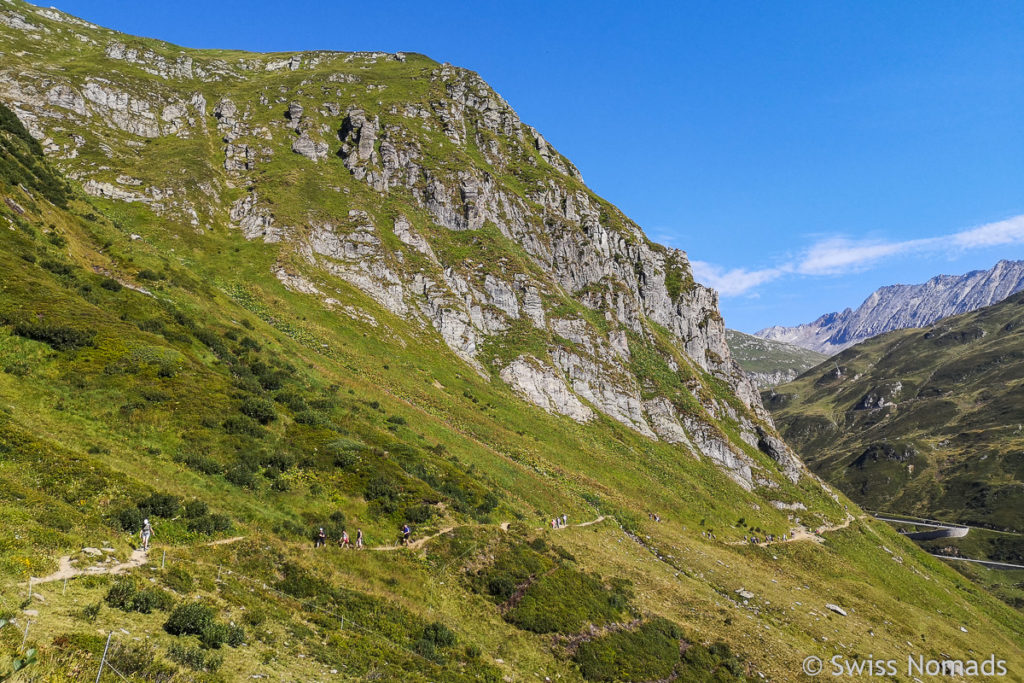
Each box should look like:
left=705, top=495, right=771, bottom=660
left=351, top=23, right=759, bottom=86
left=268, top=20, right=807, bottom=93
left=52, top=0, right=1024, bottom=332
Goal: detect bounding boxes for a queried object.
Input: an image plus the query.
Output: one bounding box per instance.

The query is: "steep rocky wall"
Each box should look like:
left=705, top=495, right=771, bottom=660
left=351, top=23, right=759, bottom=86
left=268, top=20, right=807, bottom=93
left=0, top=0, right=807, bottom=492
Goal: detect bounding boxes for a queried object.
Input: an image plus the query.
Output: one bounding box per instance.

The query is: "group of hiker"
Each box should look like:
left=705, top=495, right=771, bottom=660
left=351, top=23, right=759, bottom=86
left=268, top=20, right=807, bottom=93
left=313, top=524, right=414, bottom=549
left=315, top=527, right=366, bottom=549
left=550, top=514, right=569, bottom=529
left=648, top=512, right=662, bottom=522
left=745, top=532, right=786, bottom=544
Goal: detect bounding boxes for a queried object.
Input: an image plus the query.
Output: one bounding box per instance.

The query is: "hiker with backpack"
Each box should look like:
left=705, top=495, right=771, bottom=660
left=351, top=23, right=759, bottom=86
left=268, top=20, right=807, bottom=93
left=340, top=530, right=351, bottom=548
left=315, top=527, right=327, bottom=548
left=139, top=518, right=153, bottom=551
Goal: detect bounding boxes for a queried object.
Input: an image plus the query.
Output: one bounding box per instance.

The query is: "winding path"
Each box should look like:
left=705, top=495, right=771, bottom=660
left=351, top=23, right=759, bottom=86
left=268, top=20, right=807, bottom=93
left=366, top=515, right=607, bottom=551
left=26, top=536, right=247, bottom=586
left=727, top=514, right=855, bottom=548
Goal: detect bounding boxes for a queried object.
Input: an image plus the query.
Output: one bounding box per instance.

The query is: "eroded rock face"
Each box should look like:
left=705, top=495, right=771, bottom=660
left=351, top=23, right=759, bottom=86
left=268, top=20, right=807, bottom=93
left=229, top=191, right=281, bottom=242
left=755, top=425, right=803, bottom=484
left=684, top=417, right=757, bottom=491
left=500, top=356, right=594, bottom=423
left=292, top=132, right=328, bottom=161
left=0, top=22, right=804, bottom=491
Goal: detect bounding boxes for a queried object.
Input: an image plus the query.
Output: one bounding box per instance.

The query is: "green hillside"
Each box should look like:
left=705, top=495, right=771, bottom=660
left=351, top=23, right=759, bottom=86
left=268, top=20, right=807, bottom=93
left=0, top=2, right=1022, bottom=680
left=725, top=329, right=827, bottom=388
left=766, top=292, right=1024, bottom=560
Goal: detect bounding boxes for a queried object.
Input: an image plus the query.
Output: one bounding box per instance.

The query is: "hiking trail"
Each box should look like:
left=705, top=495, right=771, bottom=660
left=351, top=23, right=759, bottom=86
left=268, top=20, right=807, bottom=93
left=27, top=536, right=247, bottom=586
left=366, top=515, right=607, bottom=551
left=727, top=514, right=856, bottom=548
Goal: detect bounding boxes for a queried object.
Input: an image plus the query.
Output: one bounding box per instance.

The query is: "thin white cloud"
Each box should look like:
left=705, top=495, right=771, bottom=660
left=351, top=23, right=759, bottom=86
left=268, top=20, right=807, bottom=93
left=951, top=214, right=1024, bottom=248
left=690, top=261, right=789, bottom=297
left=794, top=236, right=938, bottom=275
left=691, top=213, right=1024, bottom=297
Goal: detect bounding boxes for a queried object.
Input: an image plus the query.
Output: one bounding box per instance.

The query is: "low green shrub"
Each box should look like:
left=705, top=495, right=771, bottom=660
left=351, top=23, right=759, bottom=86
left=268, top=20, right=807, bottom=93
left=105, top=577, right=174, bottom=614
left=226, top=624, right=246, bottom=647
left=200, top=622, right=229, bottom=649
left=184, top=500, right=208, bottom=518
left=105, top=642, right=176, bottom=680
left=421, top=622, right=457, bottom=648
left=274, top=390, right=308, bottom=412
left=505, top=568, right=626, bottom=633
left=182, top=453, right=222, bottom=475
left=79, top=601, right=101, bottom=623
left=365, top=474, right=400, bottom=502
left=405, top=504, right=435, bottom=523
left=223, top=415, right=264, bottom=437
left=487, top=574, right=516, bottom=600
left=225, top=464, right=257, bottom=489
left=293, top=410, right=325, bottom=426
left=413, top=638, right=436, bottom=658
left=574, top=617, right=683, bottom=681
left=40, top=259, right=73, bottom=276
left=11, top=322, right=95, bottom=350
left=167, top=641, right=223, bottom=672
left=241, top=397, right=277, bottom=424
left=112, top=506, right=143, bottom=532
left=164, top=602, right=215, bottom=637
left=137, top=492, right=181, bottom=519
left=187, top=512, right=233, bottom=534
left=677, top=641, right=747, bottom=681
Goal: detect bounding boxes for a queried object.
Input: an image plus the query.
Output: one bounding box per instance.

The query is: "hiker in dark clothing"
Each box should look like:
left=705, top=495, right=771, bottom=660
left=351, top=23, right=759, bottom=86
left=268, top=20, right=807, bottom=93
left=315, top=527, right=327, bottom=548
left=401, top=524, right=411, bottom=546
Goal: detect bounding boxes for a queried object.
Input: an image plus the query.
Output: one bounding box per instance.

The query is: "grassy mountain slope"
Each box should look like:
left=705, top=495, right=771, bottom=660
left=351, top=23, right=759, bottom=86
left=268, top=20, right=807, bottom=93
left=766, top=292, right=1024, bottom=549
left=0, top=1, right=1022, bottom=680
left=725, top=329, right=827, bottom=388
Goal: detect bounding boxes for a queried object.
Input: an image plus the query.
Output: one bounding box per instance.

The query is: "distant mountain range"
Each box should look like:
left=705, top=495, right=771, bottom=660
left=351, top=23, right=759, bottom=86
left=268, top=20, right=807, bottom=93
left=756, top=259, right=1024, bottom=355
left=724, top=329, right=826, bottom=388
left=765, top=289, right=1024, bottom=545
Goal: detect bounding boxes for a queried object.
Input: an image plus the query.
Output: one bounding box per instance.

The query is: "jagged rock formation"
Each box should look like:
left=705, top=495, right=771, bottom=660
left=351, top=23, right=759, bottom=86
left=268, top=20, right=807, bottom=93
left=0, top=0, right=807, bottom=493
left=756, top=260, right=1024, bottom=354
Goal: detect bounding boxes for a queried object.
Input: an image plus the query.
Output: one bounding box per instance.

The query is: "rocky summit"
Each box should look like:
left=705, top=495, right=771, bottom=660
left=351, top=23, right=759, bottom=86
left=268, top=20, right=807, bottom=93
left=1, top=2, right=1023, bottom=680
left=756, top=259, right=1024, bottom=354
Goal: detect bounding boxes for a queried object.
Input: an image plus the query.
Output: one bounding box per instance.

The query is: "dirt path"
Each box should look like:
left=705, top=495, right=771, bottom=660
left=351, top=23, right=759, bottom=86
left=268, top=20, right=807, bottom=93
left=369, top=526, right=458, bottom=551
left=29, top=549, right=150, bottom=586
left=542, top=515, right=606, bottom=531
left=367, top=515, right=607, bottom=552
left=205, top=536, right=246, bottom=547
left=728, top=514, right=855, bottom=548
left=27, top=536, right=247, bottom=586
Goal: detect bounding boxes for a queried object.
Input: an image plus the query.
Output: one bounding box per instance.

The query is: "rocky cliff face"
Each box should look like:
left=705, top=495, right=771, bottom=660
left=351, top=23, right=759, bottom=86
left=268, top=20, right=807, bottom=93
left=0, top=0, right=806, bottom=491
left=756, top=260, right=1024, bottom=354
